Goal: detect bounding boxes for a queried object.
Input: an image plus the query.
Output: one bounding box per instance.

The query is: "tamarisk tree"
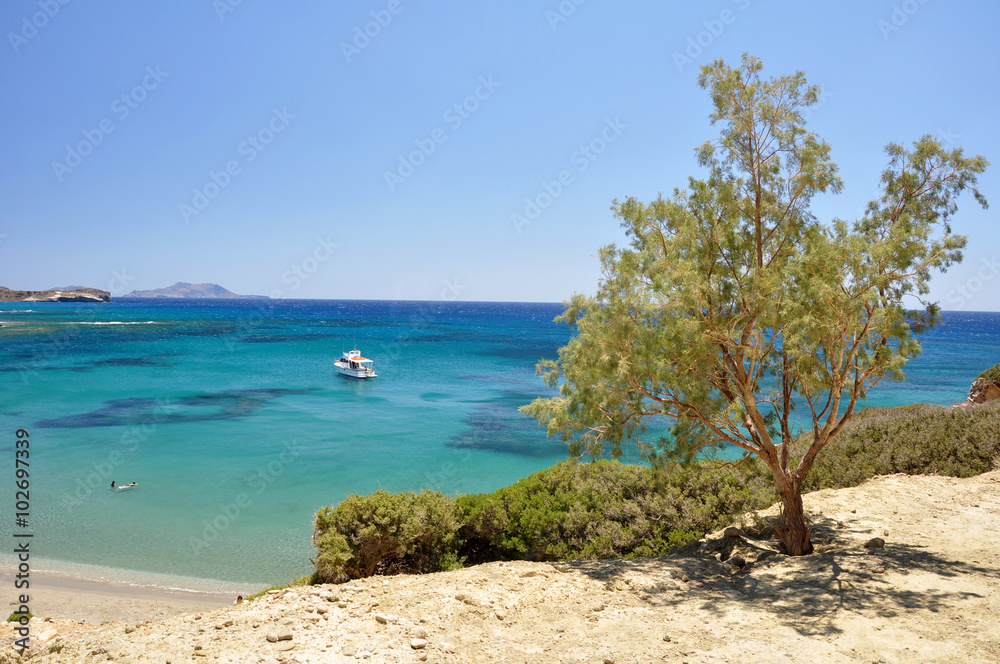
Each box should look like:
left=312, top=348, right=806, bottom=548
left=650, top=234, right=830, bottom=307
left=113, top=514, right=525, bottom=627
left=522, top=54, right=988, bottom=555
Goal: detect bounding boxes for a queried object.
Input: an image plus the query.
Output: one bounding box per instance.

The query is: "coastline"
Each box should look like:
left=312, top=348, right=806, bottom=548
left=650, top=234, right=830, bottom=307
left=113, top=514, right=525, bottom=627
left=0, top=561, right=256, bottom=625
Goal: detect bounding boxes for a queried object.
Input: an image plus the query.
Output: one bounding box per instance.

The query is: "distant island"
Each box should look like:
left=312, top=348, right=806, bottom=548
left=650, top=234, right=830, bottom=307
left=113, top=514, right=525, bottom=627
left=0, top=286, right=111, bottom=302
left=120, top=282, right=268, bottom=299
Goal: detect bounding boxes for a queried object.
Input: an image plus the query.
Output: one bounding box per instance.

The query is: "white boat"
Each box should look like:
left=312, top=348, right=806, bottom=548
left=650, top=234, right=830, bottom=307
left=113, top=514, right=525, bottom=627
left=335, top=349, right=377, bottom=379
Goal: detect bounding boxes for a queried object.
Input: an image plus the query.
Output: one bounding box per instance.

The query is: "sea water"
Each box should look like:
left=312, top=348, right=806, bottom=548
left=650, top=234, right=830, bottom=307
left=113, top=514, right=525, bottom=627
left=0, top=300, right=996, bottom=590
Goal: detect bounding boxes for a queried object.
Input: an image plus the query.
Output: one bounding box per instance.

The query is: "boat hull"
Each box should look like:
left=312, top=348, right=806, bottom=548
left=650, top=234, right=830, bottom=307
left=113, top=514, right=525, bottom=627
left=335, top=361, right=377, bottom=379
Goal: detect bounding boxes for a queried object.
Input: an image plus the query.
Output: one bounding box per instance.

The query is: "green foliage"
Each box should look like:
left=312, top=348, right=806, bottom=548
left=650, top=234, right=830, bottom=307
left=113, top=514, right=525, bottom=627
left=312, top=489, right=462, bottom=583
left=804, top=401, right=1000, bottom=491
left=458, top=459, right=774, bottom=563
left=978, top=363, right=1000, bottom=383
left=7, top=612, right=31, bottom=622
left=520, top=53, right=988, bottom=555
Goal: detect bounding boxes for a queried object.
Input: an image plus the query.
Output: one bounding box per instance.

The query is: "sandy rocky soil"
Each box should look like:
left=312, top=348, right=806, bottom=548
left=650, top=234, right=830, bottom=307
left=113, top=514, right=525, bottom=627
left=5, top=471, right=1000, bottom=664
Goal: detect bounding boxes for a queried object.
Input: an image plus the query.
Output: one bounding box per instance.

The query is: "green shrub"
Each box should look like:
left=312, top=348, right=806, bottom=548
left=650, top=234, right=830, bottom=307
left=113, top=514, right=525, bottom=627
left=805, top=400, right=1000, bottom=491
left=313, top=489, right=462, bottom=583
left=457, top=458, right=775, bottom=563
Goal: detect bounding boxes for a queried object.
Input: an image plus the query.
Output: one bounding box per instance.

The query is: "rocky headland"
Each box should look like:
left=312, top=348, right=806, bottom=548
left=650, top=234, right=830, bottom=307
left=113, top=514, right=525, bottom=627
left=0, top=287, right=110, bottom=302
left=120, top=282, right=268, bottom=299
left=956, top=364, right=1000, bottom=407
left=6, top=470, right=999, bottom=663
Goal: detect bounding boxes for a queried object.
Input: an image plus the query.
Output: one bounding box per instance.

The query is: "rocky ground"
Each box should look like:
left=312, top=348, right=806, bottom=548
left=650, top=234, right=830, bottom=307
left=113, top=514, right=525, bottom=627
left=5, top=470, right=999, bottom=664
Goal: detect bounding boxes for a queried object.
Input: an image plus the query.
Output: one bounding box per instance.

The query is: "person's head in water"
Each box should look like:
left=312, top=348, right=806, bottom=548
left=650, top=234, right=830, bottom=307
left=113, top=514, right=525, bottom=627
left=111, top=481, right=116, bottom=488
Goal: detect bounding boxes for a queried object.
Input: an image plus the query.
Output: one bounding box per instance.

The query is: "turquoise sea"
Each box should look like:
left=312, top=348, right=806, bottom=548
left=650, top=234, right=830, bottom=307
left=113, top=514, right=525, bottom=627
left=0, top=300, right=997, bottom=592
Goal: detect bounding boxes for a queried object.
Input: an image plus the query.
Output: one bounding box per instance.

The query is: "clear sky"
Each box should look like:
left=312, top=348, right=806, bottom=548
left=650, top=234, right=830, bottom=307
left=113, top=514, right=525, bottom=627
left=2, top=1, right=998, bottom=308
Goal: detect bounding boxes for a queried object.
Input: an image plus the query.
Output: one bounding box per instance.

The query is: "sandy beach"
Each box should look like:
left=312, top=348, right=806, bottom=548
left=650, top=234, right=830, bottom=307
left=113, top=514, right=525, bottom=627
left=0, top=569, right=235, bottom=625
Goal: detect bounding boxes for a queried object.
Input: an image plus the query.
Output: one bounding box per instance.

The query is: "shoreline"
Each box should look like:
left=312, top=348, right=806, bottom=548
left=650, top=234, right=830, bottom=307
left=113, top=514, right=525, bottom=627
left=0, top=566, right=250, bottom=625
left=1, top=568, right=236, bottom=625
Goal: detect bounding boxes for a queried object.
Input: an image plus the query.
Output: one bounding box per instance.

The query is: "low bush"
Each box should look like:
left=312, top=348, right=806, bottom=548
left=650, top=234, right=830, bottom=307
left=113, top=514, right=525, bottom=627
left=458, top=459, right=774, bottom=564
left=805, top=400, right=1000, bottom=491
left=312, top=489, right=462, bottom=583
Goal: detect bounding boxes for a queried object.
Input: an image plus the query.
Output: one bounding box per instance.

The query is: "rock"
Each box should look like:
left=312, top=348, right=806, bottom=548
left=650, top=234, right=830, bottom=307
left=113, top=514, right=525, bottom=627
left=273, top=642, right=295, bottom=652
left=413, top=627, right=428, bottom=639
left=276, top=629, right=293, bottom=641
left=410, top=638, right=429, bottom=649
left=864, top=537, right=885, bottom=549
left=280, top=617, right=295, bottom=625
left=124, top=625, right=136, bottom=634
left=724, top=526, right=743, bottom=538
left=968, top=374, right=1000, bottom=404
left=342, top=644, right=358, bottom=656
left=440, top=642, right=456, bottom=653
left=374, top=613, right=399, bottom=624
left=729, top=556, right=746, bottom=570
left=266, top=632, right=279, bottom=643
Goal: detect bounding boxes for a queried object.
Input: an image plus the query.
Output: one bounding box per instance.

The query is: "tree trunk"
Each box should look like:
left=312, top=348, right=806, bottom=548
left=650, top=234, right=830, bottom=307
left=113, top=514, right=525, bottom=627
left=775, top=481, right=813, bottom=556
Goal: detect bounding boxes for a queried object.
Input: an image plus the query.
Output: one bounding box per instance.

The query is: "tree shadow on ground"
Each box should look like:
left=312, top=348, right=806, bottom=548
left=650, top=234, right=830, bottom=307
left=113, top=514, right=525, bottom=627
left=568, top=514, right=996, bottom=638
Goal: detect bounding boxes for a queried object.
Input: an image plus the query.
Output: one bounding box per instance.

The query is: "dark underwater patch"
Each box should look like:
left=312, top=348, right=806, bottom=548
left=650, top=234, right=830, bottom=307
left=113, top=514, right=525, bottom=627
left=445, top=389, right=563, bottom=458
left=35, top=388, right=315, bottom=429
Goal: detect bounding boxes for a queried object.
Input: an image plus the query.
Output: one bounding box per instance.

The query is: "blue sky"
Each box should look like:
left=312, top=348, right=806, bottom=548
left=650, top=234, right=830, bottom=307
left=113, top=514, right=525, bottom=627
left=2, top=1, right=998, bottom=309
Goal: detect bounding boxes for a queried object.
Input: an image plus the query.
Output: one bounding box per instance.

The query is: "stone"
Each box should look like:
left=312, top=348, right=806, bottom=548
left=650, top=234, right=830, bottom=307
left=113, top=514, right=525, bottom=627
left=273, top=642, right=295, bottom=652
left=413, top=627, right=428, bottom=639
left=440, top=642, right=456, bottom=653
left=374, top=613, right=399, bottom=624
left=724, top=526, right=743, bottom=538
left=276, top=629, right=294, bottom=641
left=342, top=644, right=358, bottom=656
left=729, top=556, right=746, bottom=570
left=280, top=617, right=295, bottom=625
left=864, top=537, right=886, bottom=549
left=410, top=638, right=429, bottom=649
left=967, top=375, right=1000, bottom=405
left=266, top=632, right=279, bottom=643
